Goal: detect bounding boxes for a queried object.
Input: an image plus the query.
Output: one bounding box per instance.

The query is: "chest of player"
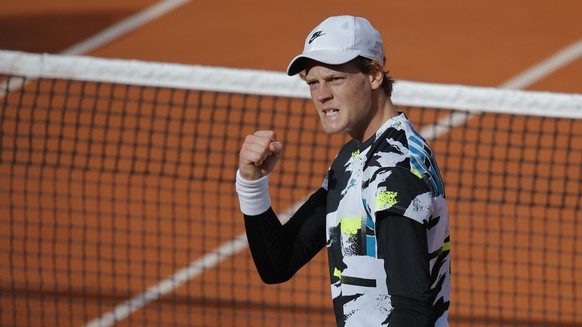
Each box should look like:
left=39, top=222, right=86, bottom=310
left=325, top=146, right=378, bottom=257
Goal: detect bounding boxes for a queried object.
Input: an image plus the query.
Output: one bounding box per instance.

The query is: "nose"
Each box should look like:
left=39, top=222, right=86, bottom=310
left=315, top=82, right=333, bottom=103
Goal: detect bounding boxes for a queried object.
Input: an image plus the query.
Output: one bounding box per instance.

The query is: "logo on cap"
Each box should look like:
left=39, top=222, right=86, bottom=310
left=308, top=31, right=325, bottom=44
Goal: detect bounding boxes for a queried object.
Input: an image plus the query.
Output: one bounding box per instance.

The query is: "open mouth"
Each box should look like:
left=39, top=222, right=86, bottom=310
left=324, top=109, right=339, bottom=117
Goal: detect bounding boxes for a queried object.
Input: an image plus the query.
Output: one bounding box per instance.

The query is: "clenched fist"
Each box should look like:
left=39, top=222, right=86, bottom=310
left=238, top=130, right=283, bottom=180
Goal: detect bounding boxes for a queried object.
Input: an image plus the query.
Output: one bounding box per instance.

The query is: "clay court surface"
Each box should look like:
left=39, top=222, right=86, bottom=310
left=2, top=0, right=582, bottom=92
left=1, top=0, right=581, bottom=326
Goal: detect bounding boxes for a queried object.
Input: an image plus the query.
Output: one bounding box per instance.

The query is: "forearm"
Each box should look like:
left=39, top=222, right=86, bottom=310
left=244, top=208, right=295, bottom=283
left=237, top=170, right=327, bottom=284
left=244, top=190, right=327, bottom=283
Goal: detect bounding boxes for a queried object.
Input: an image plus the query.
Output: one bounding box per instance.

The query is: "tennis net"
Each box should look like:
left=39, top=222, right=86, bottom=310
left=1, top=50, right=581, bottom=327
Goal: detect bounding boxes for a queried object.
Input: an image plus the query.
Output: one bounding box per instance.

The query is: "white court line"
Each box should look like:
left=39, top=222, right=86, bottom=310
left=83, top=204, right=303, bottom=327
left=0, top=0, right=190, bottom=96
left=81, top=32, right=582, bottom=327
left=500, top=39, right=582, bottom=89
left=61, top=0, right=190, bottom=55
left=420, top=39, right=582, bottom=140
left=84, top=234, right=249, bottom=327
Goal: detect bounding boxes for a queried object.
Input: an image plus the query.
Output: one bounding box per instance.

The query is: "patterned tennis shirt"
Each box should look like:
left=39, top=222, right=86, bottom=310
left=322, top=113, right=451, bottom=326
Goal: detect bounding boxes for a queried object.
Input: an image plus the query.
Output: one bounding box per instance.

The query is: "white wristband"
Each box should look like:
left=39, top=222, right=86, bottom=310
left=235, top=170, right=271, bottom=216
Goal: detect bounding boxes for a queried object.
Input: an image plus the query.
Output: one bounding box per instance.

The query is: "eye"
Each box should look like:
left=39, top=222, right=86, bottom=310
left=329, top=76, right=345, bottom=84
left=306, top=80, right=318, bottom=88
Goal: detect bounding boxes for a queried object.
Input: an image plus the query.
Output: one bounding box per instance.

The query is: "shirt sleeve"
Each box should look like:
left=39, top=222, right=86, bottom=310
left=244, top=187, right=327, bottom=284
left=376, top=211, right=436, bottom=327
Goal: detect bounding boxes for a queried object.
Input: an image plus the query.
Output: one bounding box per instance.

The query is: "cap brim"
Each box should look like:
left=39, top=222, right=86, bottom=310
left=286, top=50, right=360, bottom=76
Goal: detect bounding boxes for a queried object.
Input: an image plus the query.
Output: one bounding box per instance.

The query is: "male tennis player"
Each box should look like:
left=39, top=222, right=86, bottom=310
left=236, top=15, right=450, bottom=326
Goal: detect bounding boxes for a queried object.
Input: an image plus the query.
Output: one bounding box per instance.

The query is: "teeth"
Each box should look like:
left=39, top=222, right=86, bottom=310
left=325, top=109, right=338, bottom=116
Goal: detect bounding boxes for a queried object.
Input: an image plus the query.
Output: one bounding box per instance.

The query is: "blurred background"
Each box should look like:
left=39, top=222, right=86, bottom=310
left=1, top=0, right=581, bottom=92
left=1, top=1, right=581, bottom=326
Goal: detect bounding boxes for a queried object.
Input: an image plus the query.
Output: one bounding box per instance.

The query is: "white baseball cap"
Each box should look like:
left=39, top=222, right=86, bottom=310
left=286, top=15, right=385, bottom=76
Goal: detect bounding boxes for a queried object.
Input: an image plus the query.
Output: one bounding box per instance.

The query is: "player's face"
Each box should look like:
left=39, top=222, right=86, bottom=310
left=303, top=60, right=380, bottom=142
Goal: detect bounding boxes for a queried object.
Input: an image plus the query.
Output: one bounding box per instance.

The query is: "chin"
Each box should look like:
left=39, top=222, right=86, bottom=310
left=320, top=120, right=345, bottom=135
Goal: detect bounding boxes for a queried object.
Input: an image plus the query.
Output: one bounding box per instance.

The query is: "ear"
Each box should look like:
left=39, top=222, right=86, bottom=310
left=369, top=68, right=384, bottom=90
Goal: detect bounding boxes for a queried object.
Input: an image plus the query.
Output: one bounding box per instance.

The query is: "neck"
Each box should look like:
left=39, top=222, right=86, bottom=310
left=353, top=97, right=398, bottom=143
